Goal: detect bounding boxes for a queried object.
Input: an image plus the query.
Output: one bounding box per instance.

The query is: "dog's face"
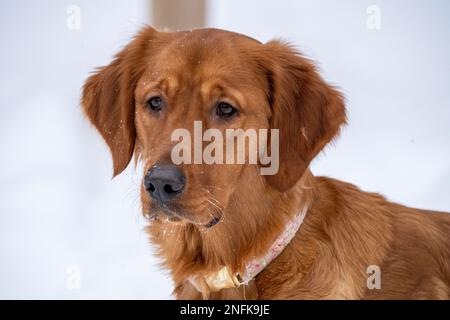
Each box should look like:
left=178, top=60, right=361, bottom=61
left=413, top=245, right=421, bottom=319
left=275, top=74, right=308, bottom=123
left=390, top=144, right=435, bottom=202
left=133, top=30, right=271, bottom=227
left=82, top=27, right=346, bottom=228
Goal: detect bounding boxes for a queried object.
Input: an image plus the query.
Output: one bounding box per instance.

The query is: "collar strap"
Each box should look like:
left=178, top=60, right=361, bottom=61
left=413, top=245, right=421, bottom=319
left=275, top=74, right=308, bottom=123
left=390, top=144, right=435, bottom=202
left=190, top=204, right=308, bottom=293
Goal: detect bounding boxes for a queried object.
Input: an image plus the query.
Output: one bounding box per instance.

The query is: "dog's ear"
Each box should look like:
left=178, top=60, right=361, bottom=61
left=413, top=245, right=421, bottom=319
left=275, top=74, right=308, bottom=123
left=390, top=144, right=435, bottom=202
left=262, top=40, right=347, bottom=191
left=81, top=27, right=158, bottom=177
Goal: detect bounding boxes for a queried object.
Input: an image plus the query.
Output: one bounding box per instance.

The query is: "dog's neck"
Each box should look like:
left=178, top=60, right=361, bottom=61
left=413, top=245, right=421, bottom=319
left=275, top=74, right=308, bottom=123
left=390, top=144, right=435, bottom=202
left=188, top=202, right=309, bottom=295
left=146, top=169, right=315, bottom=298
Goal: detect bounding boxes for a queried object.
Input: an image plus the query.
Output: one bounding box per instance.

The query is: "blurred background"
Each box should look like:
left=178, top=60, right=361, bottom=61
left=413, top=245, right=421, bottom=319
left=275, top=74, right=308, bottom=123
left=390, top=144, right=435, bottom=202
left=0, top=0, right=449, bottom=299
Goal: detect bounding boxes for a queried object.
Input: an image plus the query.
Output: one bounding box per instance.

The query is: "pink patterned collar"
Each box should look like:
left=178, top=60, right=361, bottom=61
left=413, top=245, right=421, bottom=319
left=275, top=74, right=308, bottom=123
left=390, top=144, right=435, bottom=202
left=189, top=204, right=309, bottom=293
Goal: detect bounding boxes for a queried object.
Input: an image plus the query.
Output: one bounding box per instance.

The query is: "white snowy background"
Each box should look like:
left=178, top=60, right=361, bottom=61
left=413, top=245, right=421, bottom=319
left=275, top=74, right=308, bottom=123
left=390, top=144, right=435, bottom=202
left=0, top=0, right=449, bottom=299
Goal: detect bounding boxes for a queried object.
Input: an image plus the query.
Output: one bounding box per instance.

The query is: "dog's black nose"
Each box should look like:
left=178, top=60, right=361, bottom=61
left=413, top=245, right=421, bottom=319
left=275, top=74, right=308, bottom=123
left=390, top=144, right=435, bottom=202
left=144, top=164, right=186, bottom=203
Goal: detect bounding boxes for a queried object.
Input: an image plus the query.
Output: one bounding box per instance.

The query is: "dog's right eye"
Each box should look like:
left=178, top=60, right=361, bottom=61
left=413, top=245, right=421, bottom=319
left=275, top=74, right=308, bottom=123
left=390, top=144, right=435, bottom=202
left=146, top=96, right=164, bottom=112
left=216, top=102, right=238, bottom=120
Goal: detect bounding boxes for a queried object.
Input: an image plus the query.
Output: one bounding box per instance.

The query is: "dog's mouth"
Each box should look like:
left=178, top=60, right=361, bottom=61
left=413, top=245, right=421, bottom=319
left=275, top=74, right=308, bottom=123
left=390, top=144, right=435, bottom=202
left=148, top=202, right=223, bottom=228
left=203, top=216, right=221, bottom=228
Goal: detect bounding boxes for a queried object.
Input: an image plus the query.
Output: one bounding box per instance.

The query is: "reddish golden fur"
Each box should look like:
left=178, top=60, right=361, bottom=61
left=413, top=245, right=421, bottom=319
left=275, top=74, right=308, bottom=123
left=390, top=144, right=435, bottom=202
left=82, top=26, right=450, bottom=299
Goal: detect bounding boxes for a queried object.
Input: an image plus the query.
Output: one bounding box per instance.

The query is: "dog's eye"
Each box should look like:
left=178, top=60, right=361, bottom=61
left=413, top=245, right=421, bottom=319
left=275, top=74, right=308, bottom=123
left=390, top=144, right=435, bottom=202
left=216, top=102, right=238, bottom=119
left=146, top=96, right=164, bottom=111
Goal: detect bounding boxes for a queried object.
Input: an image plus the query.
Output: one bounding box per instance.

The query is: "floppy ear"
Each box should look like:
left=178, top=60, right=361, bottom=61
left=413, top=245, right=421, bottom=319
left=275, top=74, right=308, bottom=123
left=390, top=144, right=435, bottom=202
left=81, top=27, right=158, bottom=177
left=262, top=41, right=347, bottom=191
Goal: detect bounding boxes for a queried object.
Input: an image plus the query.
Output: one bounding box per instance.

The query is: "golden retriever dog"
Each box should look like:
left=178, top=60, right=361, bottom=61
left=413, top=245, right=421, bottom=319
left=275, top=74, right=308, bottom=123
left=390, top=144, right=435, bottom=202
left=81, top=26, right=450, bottom=299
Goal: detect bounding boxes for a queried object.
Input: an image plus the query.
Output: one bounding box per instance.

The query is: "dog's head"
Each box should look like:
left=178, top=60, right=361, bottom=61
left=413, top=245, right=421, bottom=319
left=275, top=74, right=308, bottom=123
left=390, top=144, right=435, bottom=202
left=82, top=27, right=346, bottom=228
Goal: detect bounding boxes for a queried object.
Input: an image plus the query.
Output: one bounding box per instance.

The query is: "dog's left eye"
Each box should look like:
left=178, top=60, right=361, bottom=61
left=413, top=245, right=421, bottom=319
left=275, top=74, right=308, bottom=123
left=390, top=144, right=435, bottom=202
left=216, top=102, right=238, bottom=119
left=146, top=96, right=164, bottom=112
